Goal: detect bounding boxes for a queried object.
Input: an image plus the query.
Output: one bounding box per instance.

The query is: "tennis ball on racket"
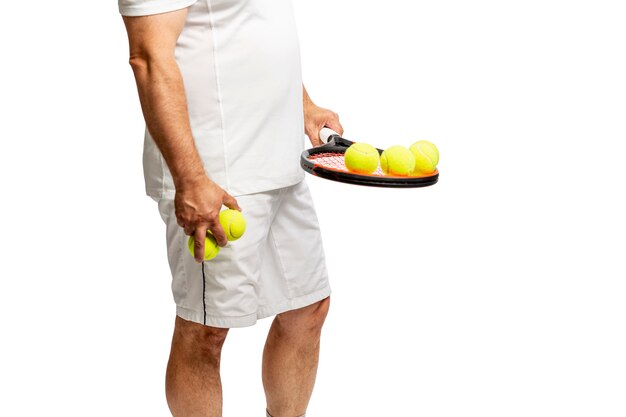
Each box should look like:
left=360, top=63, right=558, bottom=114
left=344, top=143, right=380, bottom=174
left=187, top=234, right=220, bottom=261
left=409, top=140, right=439, bottom=175
left=219, top=209, right=246, bottom=241
left=380, top=145, right=416, bottom=176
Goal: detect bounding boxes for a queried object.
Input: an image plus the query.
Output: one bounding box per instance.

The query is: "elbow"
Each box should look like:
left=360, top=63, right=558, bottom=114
left=128, top=50, right=176, bottom=75
left=128, top=53, right=149, bottom=74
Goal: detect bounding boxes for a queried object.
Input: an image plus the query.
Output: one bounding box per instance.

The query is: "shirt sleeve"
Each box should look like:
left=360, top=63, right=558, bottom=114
left=118, top=0, right=198, bottom=17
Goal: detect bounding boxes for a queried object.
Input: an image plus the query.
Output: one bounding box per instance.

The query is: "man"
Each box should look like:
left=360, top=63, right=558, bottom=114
left=119, top=0, right=343, bottom=416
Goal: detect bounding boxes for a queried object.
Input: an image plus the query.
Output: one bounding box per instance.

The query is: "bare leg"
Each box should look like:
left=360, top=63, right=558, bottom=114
left=166, top=316, right=229, bottom=417
left=262, top=297, right=331, bottom=417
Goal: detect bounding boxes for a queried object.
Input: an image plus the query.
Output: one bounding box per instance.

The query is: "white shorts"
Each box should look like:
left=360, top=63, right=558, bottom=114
left=156, top=179, right=331, bottom=328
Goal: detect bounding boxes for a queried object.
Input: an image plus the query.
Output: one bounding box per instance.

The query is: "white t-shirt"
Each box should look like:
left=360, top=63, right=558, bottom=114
left=119, top=0, right=306, bottom=198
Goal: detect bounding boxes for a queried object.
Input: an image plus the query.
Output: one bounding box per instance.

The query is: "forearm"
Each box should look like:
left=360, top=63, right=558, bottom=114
left=130, top=55, right=204, bottom=189
left=302, top=84, right=315, bottom=111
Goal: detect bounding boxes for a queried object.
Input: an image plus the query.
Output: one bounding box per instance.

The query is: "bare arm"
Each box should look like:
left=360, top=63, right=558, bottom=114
left=124, top=9, right=202, bottom=189
left=123, top=9, right=239, bottom=260
left=302, top=85, right=344, bottom=146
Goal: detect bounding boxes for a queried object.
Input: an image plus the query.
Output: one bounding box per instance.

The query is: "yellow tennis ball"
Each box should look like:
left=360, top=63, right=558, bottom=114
left=187, top=234, right=220, bottom=261
left=344, top=142, right=380, bottom=174
left=380, top=145, right=416, bottom=176
left=219, top=209, right=246, bottom=241
left=409, top=140, right=439, bottom=175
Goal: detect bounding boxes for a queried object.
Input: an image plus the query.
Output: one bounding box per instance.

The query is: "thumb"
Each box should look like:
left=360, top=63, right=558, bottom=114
left=223, top=192, right=242, bottom=211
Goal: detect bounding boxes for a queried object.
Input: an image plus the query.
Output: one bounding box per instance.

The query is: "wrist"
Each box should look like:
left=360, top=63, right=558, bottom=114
left=303, top=100, right=317, bottom=117
left=173, top=167, right=209, bottom=191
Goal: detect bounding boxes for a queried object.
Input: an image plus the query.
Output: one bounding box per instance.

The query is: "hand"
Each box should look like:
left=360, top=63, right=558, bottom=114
left=304, top=102, right=344, bottom=147
left=174, top=175, right=241, bottom=262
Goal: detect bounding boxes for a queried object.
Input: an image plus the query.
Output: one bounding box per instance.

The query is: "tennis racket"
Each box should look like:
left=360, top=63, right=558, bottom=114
left=300, top=128, right=439, bottom=188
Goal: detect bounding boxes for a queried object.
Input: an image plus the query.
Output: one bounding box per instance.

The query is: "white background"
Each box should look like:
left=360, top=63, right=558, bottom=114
left=1, top=0, right=625, bottom=416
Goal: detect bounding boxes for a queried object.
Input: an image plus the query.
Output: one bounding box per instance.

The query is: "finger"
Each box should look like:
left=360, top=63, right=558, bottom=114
left=193, top=226, right=208, bottom=263
left=183, top=224, right=195, bottom=236
left=223, top=193, right=242, bottom=212
left=175, top=212, right=187, bottom=229
left=309, top=134, right=323, bottom=147
left=309, top=125, right=322, bottom=145
left=209, top=222, right=228, bottom=247
left=336, top=123, right=344, bottom=136
left=326, top=117, right=344, bottom=137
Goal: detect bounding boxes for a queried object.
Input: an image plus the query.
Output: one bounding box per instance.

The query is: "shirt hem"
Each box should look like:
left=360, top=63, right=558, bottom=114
left=146, top=172, right=305, bottom=200
left=119, top=0, right=198, bottom=17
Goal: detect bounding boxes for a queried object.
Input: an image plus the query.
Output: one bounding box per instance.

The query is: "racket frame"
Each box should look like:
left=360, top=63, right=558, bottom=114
left=300, top=134, right=439, bottom=188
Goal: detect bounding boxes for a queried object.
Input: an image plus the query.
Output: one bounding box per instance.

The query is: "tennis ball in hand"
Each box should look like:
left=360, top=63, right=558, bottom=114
left=409, top=140, right=439, bottom=175
left=188, top=234, right=220, bottom=261
left=219, top=209, right=246, bottom=241
left=380, top=145, right=416, bottom=176
left=344, top=143, right=380, bottom=174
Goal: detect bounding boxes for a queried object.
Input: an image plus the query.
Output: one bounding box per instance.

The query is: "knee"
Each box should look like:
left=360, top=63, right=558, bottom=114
left=198, top=327, right=229, bottom=356
left=276, top=296, right=330, bottom=335
left=311, top=296, right=331, bottom=328
left=175, top=317, right=229, bottom=360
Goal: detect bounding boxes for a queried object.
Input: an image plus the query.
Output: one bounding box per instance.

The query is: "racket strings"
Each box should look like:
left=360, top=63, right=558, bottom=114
left=308, top=152, right=385, bottom=176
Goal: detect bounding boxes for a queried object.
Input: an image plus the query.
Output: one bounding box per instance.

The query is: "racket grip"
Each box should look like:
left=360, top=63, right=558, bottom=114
left=319, top=127, right=340, bottom=144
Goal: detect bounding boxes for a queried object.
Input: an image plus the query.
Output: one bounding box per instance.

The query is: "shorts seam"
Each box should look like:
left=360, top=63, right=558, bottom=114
left=201, top=262, right=207, bottom=325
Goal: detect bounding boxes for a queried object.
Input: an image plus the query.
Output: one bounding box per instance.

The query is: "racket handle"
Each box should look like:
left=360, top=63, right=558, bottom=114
left=319, top=127, right=340, bottom=144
